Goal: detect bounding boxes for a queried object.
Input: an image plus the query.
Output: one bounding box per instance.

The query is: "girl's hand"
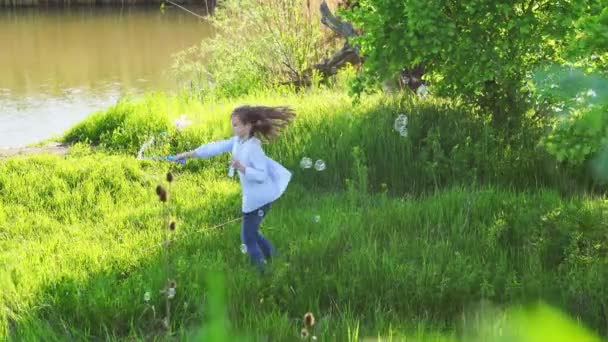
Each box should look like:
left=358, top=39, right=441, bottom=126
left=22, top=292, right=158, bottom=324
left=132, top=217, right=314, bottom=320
left=175, top=151, right=193, bottom=160
left=231, top=159, right=246, bottom=173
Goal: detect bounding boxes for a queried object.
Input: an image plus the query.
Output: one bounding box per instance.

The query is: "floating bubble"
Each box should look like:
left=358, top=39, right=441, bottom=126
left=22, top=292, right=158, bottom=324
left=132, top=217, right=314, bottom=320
left=416, top=84, right=429, bottom=97
left=313, top=215, right=321, bottom=223
left=258, top=209, right=265, bottom=217
left=174, top=114, right=191, bottom=131
left=240, top=244, right=248, bottom=254
left=300, top=157, right=313, bottom=169
left=314, top=160, right=326, bottom=171
left=394, top=114, right=408, bottom=132
left=144, top=291, right=151, bottom=303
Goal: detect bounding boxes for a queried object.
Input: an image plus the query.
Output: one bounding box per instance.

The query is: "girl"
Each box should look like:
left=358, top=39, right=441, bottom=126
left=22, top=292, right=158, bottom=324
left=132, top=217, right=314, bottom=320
left=172, top=105, right=295, bottom=274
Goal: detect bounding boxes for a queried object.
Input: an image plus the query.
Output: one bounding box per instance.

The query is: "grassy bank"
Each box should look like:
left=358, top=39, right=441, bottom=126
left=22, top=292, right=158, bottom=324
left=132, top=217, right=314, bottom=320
left=61, top=89, right=602, bottom=195
left=0, top=151, right=606, bottom=340
left=1, top=87, right=607, bottom=340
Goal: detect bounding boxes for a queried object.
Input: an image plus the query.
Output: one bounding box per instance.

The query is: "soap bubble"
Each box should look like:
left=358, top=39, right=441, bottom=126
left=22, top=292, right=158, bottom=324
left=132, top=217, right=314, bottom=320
left=300, top=157, right=313, bottom=169
left=240, top=244, right=248, bottom=254
left=144, top=291, right=151, bottom=303
left=174, top=114, right=191, bottom=131
left=416, top=84, right=429, bottom=97
left=314, top=160, right=326, bottom=171
left=313, top=215, right=321, bottom=223
left=394, top=114, right=408, bottom=132
left=258, top=209, right=265, bottom=217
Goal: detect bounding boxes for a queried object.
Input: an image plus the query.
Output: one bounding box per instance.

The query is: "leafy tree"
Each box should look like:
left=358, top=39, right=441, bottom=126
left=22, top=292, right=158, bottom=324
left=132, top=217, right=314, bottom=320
left=343, top=0, right=585, bottom=126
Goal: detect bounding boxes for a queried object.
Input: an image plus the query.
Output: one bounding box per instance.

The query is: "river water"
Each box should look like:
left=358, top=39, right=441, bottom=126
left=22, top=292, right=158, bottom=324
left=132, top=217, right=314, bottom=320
left=0, top=6, right=212, bottom=148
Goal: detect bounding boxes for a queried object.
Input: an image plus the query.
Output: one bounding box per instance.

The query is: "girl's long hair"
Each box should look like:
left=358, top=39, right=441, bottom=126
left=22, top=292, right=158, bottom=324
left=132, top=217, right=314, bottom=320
left=232, top=105, right=296, bottom=140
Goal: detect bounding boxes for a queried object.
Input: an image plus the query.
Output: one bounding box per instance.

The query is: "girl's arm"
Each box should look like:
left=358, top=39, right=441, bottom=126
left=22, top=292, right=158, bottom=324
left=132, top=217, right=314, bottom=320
left=174, top=137, right=235, bottom=160
left=242, top=143, right=269, bottom=183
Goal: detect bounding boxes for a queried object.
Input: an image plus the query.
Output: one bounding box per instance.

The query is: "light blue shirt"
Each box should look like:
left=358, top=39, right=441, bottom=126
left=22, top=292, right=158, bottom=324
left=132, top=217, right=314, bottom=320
left=193, top=136, right=292, bottom=213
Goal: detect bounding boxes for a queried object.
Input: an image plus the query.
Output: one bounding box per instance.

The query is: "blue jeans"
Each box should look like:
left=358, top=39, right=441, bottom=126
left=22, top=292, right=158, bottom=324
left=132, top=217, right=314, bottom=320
left=241, top=203, right=274, bottom=269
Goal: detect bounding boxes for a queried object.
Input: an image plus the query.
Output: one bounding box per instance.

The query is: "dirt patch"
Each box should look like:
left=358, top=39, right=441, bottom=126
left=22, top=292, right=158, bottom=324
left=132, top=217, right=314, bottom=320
left=0, top=142, right=69, bottom=159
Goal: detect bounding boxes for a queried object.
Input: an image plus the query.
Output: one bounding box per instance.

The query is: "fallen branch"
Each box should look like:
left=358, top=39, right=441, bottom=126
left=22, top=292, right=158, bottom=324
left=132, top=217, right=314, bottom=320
left=313, top=0, right=425, bottom=93
left=164, top=0, right=211, bottom=20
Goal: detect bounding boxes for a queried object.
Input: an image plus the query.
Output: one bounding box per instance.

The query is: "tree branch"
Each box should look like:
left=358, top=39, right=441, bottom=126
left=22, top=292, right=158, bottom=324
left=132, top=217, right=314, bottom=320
left=319, top=0, right=357, bottom=39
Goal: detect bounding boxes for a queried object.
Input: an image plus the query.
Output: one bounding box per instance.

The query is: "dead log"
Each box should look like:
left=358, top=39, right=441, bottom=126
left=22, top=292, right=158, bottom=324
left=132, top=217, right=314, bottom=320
left=311, top=0, right=425, bottom=93
left=310, top=0, right=361, bottom=79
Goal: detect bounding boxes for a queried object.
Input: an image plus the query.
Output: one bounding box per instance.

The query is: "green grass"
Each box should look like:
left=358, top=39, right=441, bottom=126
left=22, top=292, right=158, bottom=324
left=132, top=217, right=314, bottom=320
left=0, top=151, right=606, bottom=340
left=59, top=88, right=603, bottom=197
left=1, top=87, right=607, bottom=340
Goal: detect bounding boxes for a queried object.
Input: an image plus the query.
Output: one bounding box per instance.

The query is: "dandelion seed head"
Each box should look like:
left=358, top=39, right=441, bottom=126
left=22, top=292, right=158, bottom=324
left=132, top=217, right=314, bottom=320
left=304, top=312, right=315, bottom=327
left=300, top=328, right=309, bottom=339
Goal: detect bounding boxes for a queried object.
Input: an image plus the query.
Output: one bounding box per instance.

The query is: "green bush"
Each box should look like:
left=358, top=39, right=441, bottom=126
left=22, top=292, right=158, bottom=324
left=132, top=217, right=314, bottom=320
left=533, top=65, right=608, bottom=185
left=170, top=0, right=340, bottom=100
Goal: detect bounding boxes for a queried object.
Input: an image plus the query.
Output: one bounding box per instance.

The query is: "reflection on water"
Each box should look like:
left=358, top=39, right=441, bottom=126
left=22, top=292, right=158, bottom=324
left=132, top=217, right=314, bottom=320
left=0, top=6, right=213, bottom=148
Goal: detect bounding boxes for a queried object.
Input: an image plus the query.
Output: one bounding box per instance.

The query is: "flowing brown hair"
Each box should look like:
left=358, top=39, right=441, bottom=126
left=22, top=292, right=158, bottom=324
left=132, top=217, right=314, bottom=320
left=232, top=105, right=296, bottom=140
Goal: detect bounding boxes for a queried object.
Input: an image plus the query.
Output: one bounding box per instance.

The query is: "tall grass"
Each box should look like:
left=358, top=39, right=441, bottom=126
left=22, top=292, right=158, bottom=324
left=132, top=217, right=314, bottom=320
left=1, top=148, right=607, bottom=339
left=61, top=86, right=602, bottom=195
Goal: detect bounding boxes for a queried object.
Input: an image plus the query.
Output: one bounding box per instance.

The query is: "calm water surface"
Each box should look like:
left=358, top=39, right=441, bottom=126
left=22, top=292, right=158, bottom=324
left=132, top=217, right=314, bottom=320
left=0, top=6, right=212, bottom=148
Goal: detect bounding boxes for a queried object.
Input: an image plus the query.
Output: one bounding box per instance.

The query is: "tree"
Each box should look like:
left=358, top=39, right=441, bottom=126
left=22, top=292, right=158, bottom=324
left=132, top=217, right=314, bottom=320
left=343, top=0, right=586, bottom=126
